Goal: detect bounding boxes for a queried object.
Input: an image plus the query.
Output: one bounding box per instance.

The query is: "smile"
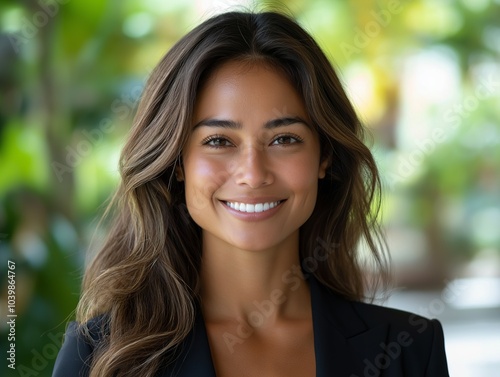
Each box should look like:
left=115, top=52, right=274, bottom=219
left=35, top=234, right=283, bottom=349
left=224, top=200, right=284, bottom=213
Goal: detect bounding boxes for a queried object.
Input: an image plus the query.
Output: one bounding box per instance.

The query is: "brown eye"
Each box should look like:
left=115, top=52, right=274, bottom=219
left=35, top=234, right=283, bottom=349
left=203, top=136, right=233, bottom=148
left=271, top=135, right=302, bottom=145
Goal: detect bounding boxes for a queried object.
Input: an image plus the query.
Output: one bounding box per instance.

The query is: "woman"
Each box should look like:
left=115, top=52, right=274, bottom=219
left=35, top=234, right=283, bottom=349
left=53, top=10, right=449, bottom=377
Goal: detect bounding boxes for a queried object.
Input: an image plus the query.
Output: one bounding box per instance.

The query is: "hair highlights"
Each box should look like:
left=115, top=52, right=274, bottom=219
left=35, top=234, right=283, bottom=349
left=76, top=11, right=389, bottom=377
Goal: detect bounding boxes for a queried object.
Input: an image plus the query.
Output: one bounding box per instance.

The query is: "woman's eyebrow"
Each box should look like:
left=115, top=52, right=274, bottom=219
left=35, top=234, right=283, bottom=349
left=193, top=119, right=240, bottom=129
left=265, top=116, right=310, bottom=129
left=193, top=116, right=310, bottom=130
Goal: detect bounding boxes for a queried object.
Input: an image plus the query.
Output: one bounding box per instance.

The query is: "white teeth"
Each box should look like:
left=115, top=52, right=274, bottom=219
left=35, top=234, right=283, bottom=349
left=225, top=200, right=281, bottom=213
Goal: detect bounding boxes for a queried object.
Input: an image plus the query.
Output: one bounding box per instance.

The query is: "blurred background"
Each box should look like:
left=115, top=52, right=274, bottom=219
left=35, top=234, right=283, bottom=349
left=1, top=0, right=499, bottom=376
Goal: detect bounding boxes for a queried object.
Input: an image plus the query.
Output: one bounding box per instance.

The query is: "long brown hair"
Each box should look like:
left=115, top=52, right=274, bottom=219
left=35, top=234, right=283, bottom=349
left=77, top=10, right=389, bottom=377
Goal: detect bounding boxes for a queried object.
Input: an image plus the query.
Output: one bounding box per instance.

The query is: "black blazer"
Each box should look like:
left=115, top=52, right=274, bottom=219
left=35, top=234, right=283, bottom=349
left=52, top=277, right=449, bottom=376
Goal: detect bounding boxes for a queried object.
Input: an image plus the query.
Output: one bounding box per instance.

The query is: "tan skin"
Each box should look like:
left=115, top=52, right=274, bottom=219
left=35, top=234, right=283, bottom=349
left=179, top=60, right=329, bottom=377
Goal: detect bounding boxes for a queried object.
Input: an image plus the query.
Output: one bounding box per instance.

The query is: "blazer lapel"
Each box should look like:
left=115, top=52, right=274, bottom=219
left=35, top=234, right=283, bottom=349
left=161, top=307, right=217, bottom=377
left=309, top=277, right=389, bottom=377
left=164, top=278, right=390, bottom=377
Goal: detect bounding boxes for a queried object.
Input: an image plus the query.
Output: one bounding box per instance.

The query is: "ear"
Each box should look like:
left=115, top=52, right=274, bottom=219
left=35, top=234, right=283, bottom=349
left=175, top=165, right=184, bottom=182
left=318, top=155, right=331, bottom=179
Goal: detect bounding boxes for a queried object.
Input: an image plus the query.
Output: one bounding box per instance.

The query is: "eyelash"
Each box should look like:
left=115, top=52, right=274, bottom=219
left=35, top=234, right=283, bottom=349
left=201, top=133, right=304, bottom=149
left=200, top=134, right=227, bottom=148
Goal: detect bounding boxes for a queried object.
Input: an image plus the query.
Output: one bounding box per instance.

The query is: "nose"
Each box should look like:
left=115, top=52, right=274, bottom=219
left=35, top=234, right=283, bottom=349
left=233, top=145, right=273, bottom=188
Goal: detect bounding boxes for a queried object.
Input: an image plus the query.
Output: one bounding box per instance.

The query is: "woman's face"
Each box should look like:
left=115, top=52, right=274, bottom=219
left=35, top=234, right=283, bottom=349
left=181, top=60, right=328, bottom=252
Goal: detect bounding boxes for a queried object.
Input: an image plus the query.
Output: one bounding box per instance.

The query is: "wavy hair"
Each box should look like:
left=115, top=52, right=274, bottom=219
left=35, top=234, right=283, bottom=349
left=76, top=10, right=389, bottom=377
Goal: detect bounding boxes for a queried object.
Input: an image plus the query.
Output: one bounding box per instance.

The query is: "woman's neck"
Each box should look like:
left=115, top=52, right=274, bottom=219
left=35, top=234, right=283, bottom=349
left=199, top=231, right=311, bottom=328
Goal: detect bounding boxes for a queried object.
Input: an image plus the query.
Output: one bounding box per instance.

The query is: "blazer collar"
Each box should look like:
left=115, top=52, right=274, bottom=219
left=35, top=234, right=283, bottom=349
left=165, top=309, right=217, bottom=377
left=166, top=276, right=389, bottom=377
left=309, top=276, right=389, bottom=377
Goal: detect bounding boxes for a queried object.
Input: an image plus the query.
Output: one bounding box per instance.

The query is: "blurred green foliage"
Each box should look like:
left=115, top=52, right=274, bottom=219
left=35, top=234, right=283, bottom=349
left=1, top=0, right=499, bottom=375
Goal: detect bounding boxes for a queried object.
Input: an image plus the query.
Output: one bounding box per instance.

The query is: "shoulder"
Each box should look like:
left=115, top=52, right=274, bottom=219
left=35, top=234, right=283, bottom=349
left=314, top=278, right=445, bottom=344
left=351, top=299, right=446, bottom=348
left=350, top=299, right=449, bottom=375
left=352, top=298, right=441, bottom=336
left=310, top=279, right=449, bottom=376
left=52, top=316, right=108, bottom=377
left=312, top=277, right=443, bottom=338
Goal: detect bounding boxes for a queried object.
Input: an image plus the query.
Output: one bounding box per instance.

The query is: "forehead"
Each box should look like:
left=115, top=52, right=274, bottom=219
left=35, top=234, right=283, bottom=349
left=201, top=59, right=289, bottom=86
left=193, top=60, right=308, bottom=123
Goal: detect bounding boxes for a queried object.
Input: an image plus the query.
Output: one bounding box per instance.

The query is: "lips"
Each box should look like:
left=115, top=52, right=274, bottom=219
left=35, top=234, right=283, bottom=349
left=224, top=200, right=284, bottom=213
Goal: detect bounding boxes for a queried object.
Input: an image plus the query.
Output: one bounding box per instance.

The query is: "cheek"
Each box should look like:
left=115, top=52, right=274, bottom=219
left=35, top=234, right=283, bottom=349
left=184, top=156, right=229, bottom=213
left=284, top=152, right=320, bottom=187
left=284, top=154, right=321, bottom=207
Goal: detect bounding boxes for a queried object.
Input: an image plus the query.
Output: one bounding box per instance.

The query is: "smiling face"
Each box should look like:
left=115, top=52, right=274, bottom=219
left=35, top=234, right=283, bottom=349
left=181, top=60, right=328, bottom=252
